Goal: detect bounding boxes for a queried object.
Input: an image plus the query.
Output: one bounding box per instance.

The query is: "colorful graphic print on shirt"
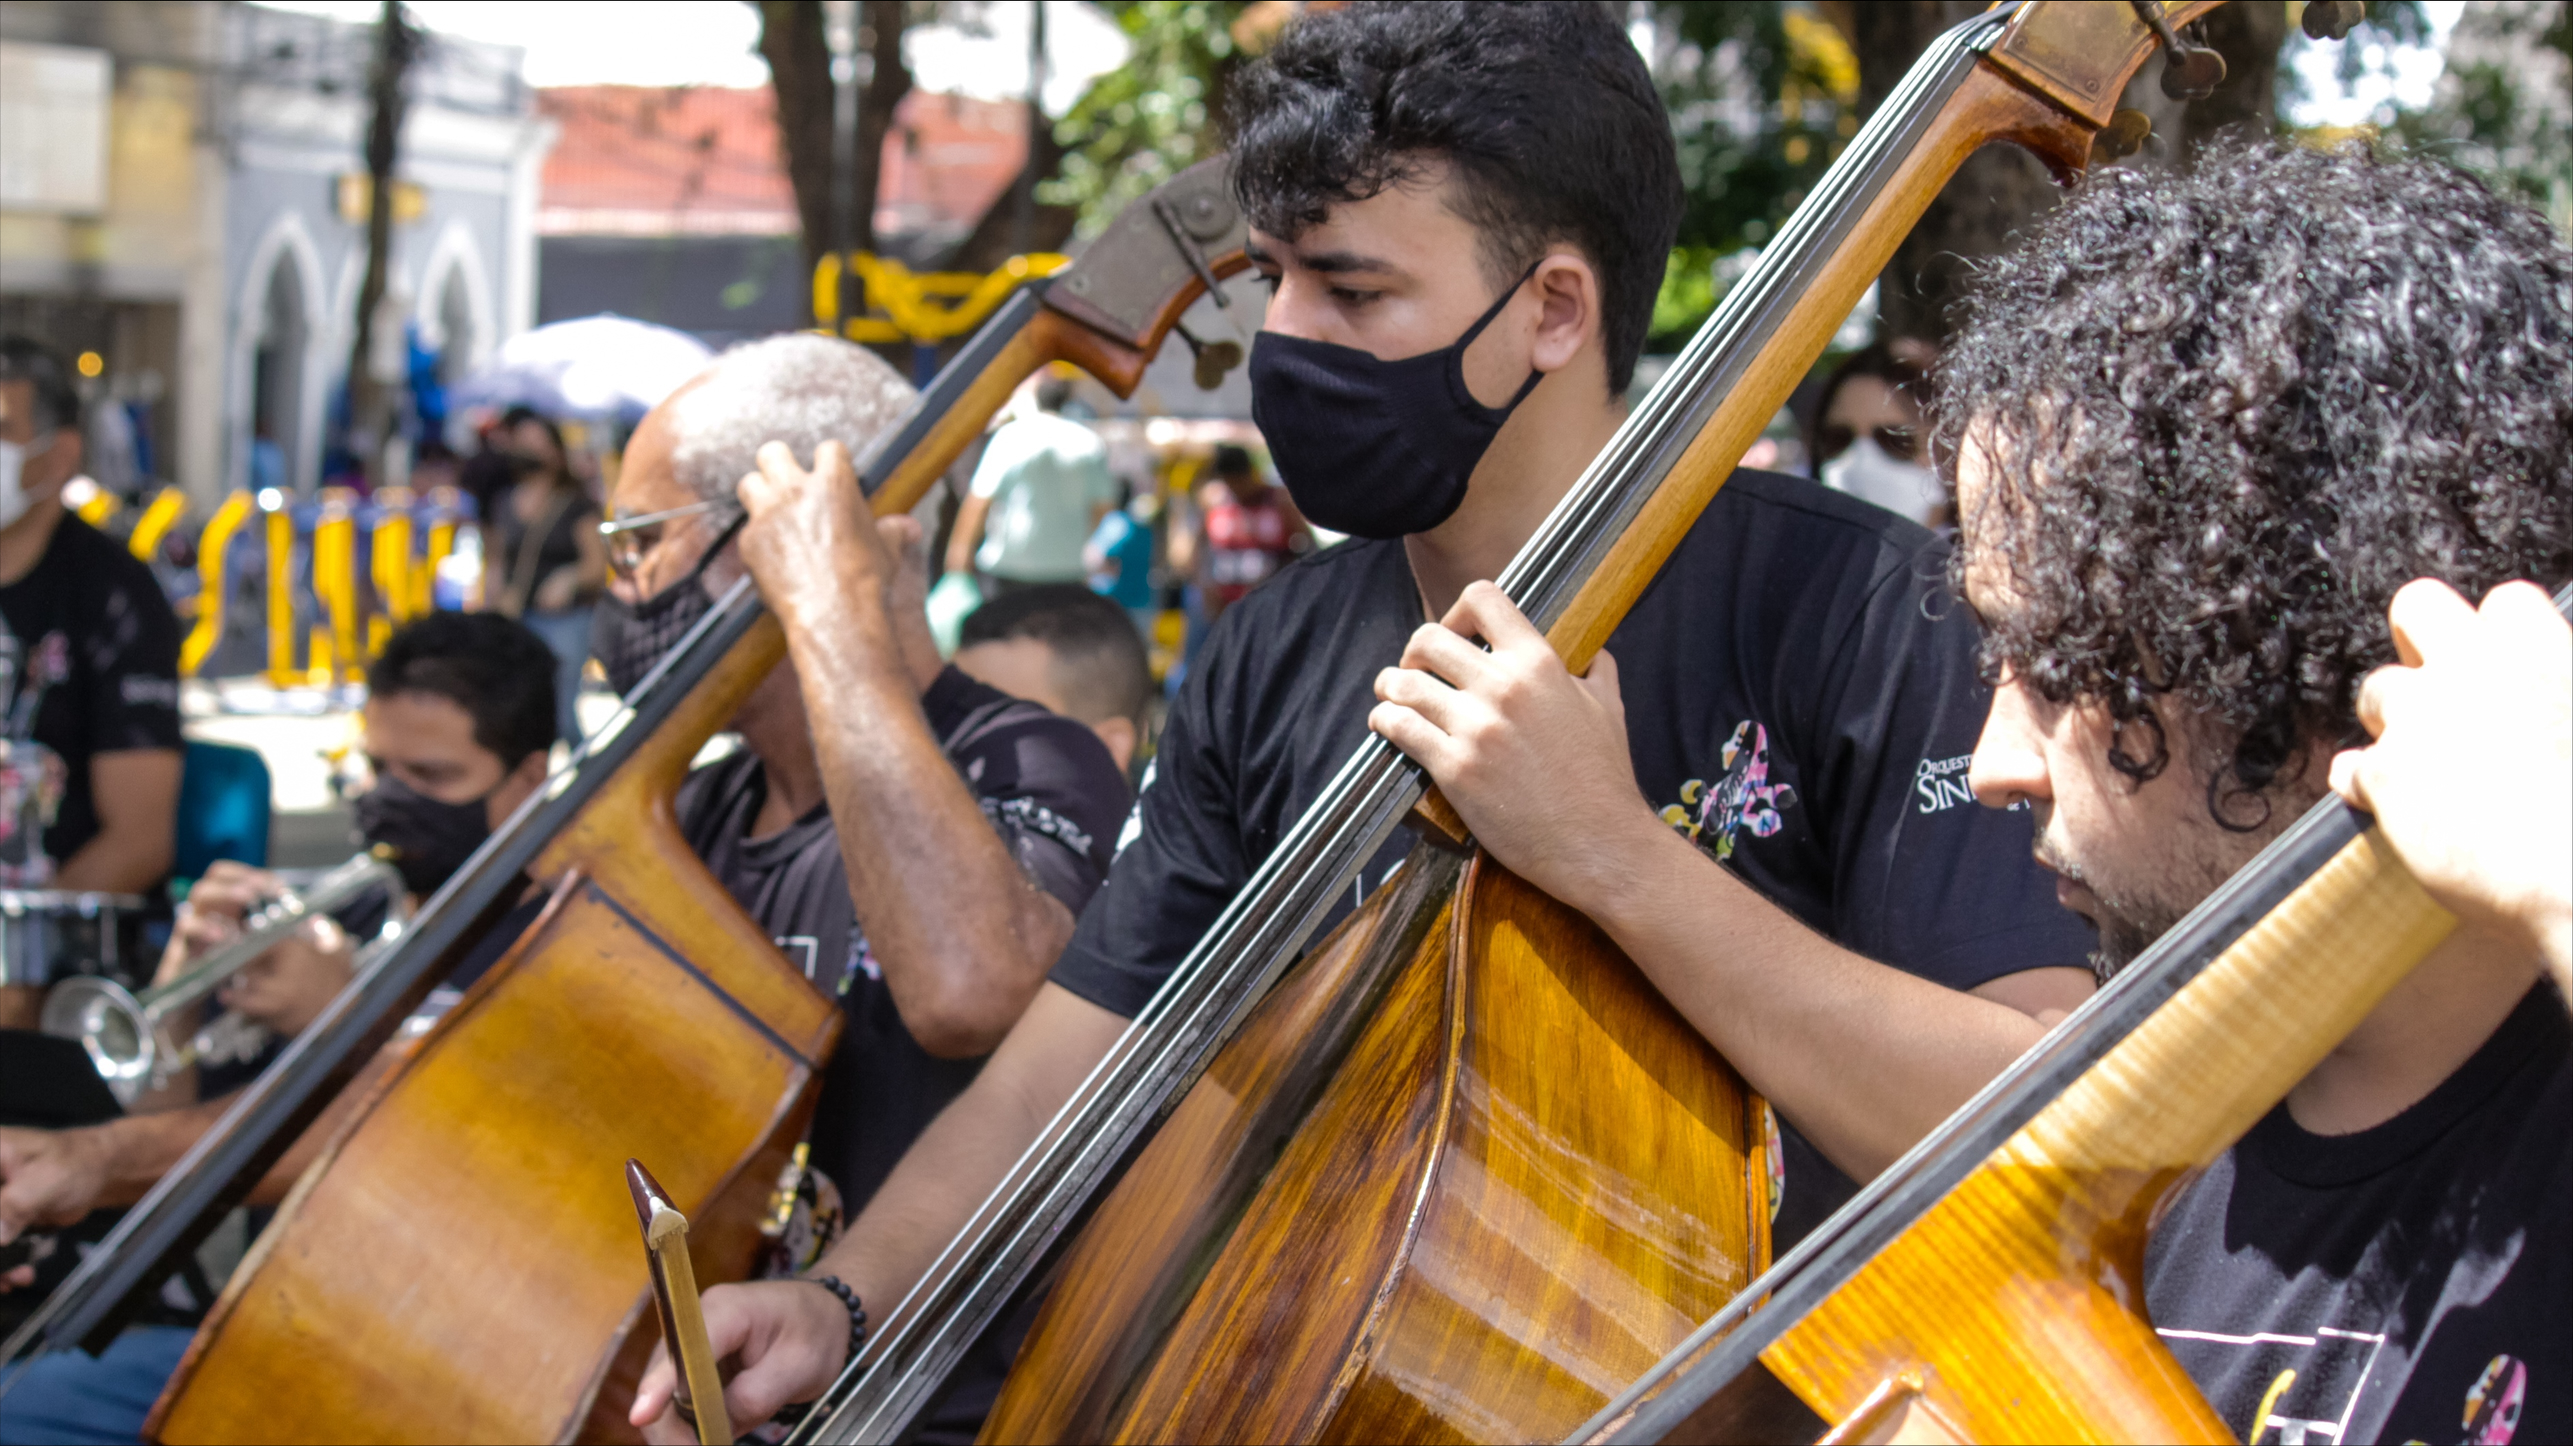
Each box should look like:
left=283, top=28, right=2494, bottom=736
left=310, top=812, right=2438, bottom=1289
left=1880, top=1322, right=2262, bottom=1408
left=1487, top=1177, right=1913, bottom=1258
left=2151, top=1330, right=2532, bottom=1445
left=1661, top=720, right=1800, bottom=860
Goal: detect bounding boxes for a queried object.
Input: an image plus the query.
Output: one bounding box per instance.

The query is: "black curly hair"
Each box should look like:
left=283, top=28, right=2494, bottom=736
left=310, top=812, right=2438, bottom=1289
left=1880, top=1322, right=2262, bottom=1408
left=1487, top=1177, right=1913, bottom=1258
left=1227, top=1, right=1681, bottom=394
left=1939, top=141, right=2573, bottom=828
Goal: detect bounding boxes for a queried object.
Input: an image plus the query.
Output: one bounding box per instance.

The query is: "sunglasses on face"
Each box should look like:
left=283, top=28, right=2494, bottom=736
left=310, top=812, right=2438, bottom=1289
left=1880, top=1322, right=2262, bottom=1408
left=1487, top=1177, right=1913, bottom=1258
left=1816, top=423, right=1921, bottom=464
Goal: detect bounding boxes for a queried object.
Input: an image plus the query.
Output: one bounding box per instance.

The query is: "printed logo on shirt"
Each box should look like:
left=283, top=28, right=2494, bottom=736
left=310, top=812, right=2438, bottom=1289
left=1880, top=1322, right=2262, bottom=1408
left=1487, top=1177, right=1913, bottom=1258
left=120, top=675, right=179, bottom=709
left=1915, top=754, right=1977, bottom=813
left=23, top=631, right=69, bottom=694
left=1660, top=721, right=1798, bottom=861
left=2455, top=1353, right=2526, bottom=1445
left=1113, top=760, right=1155, bottom=858
left=845, top=926, right=881, bottom=991
left=773, top=934, right=820, bottom=982
left=980, top=794, right=1095, bottom=858
left=2155, top=1322, right=2389, bottom=1443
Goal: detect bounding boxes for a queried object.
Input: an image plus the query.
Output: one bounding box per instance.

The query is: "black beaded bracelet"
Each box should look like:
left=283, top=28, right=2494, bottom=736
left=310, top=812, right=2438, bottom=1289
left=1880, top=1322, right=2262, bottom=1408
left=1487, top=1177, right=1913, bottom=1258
left=810, top=1274, right=869, bottom=1370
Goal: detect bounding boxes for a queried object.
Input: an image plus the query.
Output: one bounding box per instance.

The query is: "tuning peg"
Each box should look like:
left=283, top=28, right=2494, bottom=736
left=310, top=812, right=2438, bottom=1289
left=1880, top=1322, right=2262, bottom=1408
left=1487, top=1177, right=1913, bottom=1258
left=2302, top=1, right=2364, bottom=41
left=1194, top=340, right=1245, bottom=392
left=1174, top=321, right=1244, bottom=391
left=2161, top=44, right=2228, bottom=100
left=2091, top=109, right=2155, bottom=165
left=2129, top=1, right=2230, bottom=101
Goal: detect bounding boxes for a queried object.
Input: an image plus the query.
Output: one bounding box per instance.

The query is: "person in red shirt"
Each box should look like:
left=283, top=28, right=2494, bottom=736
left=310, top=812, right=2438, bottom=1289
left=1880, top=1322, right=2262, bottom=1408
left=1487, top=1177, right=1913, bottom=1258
left=1186, top=444, right=1309, bottom=614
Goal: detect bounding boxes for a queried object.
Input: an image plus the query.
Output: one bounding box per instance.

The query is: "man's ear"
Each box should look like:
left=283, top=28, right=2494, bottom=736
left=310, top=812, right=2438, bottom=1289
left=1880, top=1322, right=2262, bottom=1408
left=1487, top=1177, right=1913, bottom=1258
left=490, top=746, right=552, bottom=828
left=1089, top=716, right=1138, bottom=776
left=1529, top=252, right=1600, bottom=376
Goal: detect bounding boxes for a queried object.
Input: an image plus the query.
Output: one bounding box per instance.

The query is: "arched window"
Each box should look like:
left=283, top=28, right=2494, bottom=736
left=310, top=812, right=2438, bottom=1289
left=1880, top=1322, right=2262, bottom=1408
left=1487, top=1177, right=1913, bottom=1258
left=248, top=254, right=308, bottom=494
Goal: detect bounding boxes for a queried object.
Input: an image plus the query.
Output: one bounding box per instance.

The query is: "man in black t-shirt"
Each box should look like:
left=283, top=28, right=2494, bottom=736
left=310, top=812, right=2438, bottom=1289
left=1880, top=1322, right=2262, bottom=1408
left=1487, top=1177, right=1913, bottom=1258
left=1935, top=146, right=2569, bottom=1445
left=0, top=337, right=181, bottom=899
left=0, top=612, right=561, bottom=1442
left=608, top=337, right=1130, bottom=1446
left=638, top=9, right=2092, bottom=1436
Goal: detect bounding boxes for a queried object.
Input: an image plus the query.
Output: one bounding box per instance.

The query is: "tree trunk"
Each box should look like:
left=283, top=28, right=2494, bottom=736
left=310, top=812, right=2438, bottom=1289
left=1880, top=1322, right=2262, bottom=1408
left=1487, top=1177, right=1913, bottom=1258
left=938, top=123, right=1079, bottom=275
left=347, top=0, right=416, bottom=486
left=1851, top=0, right=2059, bottom=346
left=758, top=0, right=912, bottom=322
left=759, top=0, right=836, bottom=294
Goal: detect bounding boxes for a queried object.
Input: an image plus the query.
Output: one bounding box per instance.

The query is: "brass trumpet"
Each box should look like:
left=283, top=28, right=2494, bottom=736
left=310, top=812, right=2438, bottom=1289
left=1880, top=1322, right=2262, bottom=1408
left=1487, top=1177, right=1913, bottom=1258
left=40, top=849, right=411, bottom=1103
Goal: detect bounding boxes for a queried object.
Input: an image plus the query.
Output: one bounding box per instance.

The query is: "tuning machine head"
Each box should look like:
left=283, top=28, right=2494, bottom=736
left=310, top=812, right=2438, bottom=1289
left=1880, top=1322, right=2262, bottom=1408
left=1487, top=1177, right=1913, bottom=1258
left=2302, top=1, right=2365, bottom=41
left=2090, top=109, right=2156, bottom=167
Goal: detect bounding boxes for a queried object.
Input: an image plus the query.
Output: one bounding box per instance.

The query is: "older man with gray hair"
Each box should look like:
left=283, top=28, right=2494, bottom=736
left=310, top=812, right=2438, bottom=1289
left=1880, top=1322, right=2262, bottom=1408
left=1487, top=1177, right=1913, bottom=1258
left=600, top=334, right=1130, bottom=1439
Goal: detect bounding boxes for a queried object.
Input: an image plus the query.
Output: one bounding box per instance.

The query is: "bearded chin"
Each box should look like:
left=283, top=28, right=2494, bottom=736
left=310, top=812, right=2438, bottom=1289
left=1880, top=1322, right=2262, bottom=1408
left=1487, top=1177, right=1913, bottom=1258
left=2088, top=907, right=2173, bottom=985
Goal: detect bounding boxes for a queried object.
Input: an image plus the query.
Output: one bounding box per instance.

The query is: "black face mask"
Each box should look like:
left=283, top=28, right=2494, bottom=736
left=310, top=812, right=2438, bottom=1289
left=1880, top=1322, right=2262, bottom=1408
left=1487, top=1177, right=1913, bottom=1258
left=354, top=775, right=493, bottom=898
left=589, top=510, right=746, bottom=699
left=1247, top=266, right=1543, bottom=539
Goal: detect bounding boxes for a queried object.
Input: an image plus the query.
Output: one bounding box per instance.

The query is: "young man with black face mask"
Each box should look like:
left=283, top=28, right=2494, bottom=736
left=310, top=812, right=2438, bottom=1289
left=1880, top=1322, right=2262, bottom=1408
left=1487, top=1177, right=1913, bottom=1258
left=0, top=611, right=557, bottom=1442
left=635, top=7, right=2091, bottom=1438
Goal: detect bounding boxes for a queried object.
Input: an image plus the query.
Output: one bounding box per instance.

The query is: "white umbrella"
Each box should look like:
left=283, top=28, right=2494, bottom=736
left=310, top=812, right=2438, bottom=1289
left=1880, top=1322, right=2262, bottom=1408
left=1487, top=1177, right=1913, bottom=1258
left=452, top=314, right=715, bottom=420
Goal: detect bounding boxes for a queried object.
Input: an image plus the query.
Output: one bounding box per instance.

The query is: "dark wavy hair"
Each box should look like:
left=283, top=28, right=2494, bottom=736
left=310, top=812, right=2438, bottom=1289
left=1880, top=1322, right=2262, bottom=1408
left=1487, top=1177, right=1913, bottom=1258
left=1227, top=1, right=1681, bottom=394
left=1939, top=142, right=2573, bottom=827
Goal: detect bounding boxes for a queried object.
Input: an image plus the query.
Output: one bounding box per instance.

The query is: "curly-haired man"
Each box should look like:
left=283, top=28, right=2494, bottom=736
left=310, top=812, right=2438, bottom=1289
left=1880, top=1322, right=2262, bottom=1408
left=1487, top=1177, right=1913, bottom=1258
left=1944, top=143, right=2570, bottom=1445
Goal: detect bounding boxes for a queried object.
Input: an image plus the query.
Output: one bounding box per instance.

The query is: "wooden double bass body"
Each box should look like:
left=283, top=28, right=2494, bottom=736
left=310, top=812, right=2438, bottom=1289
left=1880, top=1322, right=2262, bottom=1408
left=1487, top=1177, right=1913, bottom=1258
left=128, top=160, right=1256, bottom=1444
left=975, top=5, right=2250, bottom=1444
left=986, top=855, right=1771, bottom=1444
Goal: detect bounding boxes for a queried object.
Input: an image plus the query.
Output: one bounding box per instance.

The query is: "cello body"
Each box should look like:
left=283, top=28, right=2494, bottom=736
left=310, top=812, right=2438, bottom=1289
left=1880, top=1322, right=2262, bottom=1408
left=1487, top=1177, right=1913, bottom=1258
left=149, top=627, right=837, bottom=1445
left=986, top=851, right=1770, bottom=1444
left=128, top=158, right=1253, bottom=1445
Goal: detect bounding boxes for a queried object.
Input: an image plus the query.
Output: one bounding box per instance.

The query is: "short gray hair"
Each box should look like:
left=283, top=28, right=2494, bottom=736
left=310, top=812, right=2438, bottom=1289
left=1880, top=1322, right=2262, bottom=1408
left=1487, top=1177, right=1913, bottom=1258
left=665, top=334, right=916, bottom=504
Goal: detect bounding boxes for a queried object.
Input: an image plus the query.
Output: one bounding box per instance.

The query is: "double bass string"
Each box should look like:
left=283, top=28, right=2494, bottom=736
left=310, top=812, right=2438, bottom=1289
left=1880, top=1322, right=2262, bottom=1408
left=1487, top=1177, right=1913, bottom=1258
left=795, top=12, right=2013, bottom=1443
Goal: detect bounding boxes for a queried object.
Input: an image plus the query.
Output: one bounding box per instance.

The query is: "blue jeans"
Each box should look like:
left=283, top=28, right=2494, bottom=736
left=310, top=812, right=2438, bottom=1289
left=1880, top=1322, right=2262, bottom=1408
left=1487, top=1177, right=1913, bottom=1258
left=519, top=605, right=594, bottom=744
left=0, top=1325, right=195, bottom=1444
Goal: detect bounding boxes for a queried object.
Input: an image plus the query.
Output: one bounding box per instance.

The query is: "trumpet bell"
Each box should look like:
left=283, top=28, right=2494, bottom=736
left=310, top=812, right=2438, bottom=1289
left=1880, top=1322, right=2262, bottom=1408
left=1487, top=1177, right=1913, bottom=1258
left=40, top=975, right=156, bottom=1105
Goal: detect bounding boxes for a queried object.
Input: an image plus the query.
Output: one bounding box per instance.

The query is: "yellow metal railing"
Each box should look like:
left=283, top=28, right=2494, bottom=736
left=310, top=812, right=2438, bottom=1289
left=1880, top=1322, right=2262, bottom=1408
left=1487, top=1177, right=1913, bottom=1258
left=812, top=252, right=1069, bottom=345
left=177, top=490, right=255, bottom=677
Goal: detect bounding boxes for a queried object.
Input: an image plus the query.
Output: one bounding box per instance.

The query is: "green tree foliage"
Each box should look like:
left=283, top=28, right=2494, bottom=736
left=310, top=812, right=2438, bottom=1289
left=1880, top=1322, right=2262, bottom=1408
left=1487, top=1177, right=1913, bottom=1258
left=2387, top=1, right=2571, bottom=232
left=1040, top=1, right=1249, bottom=238
left=1638, top=2, right=1861, bottom=347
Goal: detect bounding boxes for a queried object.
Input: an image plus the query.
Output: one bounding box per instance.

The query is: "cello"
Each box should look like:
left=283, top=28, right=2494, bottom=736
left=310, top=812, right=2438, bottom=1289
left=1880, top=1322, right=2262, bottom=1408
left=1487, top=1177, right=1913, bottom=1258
left=0, top=158, right=1253, bottom=1443
left=784, top=3, right=2266, bottom=1442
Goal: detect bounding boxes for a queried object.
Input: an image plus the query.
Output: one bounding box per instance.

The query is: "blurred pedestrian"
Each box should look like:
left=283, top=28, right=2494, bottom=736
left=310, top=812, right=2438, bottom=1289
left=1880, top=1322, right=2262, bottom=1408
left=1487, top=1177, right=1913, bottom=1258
left=953, top=584, right=1156, bottom=778
left=943, top=375, right=1120, bottom=597
left=1184, top=444, right=1306, bottom=617
left=0, top=336, right=182, bottom=899
left=484, top=406, right=605, bottom=743
left=1806, top=339, right=1942, bottom=527
left=1082, top=480, right=1159, bottom=643
left=1164, top=444, right=1308, bottom=698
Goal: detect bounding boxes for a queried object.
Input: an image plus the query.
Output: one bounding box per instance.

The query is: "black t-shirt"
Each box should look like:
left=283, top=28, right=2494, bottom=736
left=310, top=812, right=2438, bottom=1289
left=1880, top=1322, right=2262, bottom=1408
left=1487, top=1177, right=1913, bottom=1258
left=0, top=514, right=183, bottom=865
left=2145, top=984, right=2570, bottom=1446
left=674, top=666, right=1129, bottom=1210
left=1052, top=468, right=2092, bottom=1238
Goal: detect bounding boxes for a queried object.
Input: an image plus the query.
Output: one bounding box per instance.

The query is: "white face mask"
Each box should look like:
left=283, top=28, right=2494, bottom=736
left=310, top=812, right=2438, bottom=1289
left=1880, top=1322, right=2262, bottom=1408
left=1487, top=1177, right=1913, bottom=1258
left=1820, top=435, right=1939, bottom=526
left=0, top=439, right=28, bottom=529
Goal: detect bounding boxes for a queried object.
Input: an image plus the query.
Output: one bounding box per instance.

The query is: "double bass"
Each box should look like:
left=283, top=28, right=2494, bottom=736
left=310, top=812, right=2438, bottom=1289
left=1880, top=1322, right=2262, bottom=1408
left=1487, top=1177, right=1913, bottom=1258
left=0, top=158, right=1254, bottom=1443
left=785, top=3, right=2303, bottom=1442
